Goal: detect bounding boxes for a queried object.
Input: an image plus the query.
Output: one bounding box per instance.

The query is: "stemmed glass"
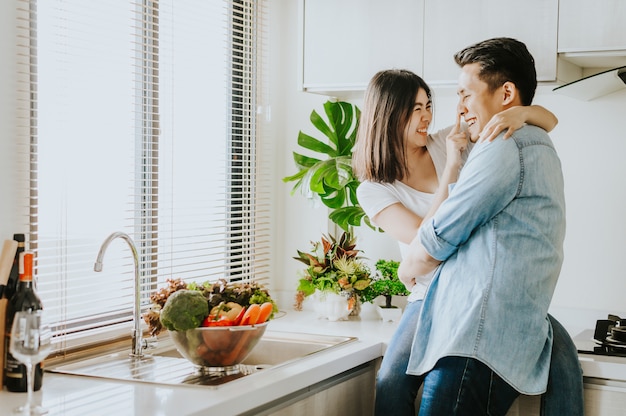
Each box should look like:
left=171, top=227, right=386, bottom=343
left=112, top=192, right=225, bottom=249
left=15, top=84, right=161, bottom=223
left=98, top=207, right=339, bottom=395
left=9, top=310, right=53, bottom=415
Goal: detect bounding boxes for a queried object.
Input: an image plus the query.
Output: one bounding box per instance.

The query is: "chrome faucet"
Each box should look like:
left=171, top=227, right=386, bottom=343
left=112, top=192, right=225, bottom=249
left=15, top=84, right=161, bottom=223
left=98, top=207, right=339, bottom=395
left=94, top=231, right=145, bottom=358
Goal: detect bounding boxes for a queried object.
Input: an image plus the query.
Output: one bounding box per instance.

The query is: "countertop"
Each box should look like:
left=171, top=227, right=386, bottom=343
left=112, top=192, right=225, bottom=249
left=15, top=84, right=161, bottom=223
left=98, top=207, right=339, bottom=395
left=1, top=302, right=625, bottom=416
left=0, top=303, right=394, bottom=416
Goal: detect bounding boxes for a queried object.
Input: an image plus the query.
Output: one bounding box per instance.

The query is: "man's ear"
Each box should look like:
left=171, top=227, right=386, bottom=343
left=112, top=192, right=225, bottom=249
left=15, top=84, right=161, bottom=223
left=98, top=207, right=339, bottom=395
left=501, top=81, right=517, bottom=105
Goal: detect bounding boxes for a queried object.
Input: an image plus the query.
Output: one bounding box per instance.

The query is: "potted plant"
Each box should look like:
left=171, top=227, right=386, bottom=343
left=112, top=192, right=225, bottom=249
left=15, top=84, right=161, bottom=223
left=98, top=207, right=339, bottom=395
left=360, top=259, right=409, bottom=321
left=293, top=231, right=371, bottom=320
left=282, top=100, right=376, bottom=232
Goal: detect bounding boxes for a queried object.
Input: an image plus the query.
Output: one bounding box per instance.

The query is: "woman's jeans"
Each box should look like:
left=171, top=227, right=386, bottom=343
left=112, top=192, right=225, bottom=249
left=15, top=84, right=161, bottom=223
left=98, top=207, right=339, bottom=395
left=374, top=300, right=584, bottom=415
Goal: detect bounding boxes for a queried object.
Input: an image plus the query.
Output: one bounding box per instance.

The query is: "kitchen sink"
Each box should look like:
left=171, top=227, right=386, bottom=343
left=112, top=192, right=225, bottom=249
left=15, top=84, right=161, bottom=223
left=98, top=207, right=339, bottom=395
left=46, top=331, right=357, bottom=388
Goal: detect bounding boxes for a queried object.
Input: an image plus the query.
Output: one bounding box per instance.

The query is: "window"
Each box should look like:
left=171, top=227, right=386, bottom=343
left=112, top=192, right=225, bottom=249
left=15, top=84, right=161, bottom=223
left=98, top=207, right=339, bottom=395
left=15, top=0, right=271, bottom=353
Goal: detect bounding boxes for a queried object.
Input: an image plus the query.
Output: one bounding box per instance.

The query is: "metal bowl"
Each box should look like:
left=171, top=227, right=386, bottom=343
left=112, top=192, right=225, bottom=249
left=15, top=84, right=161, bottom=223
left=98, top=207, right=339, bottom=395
left=168, top=322, right=268, bottom=370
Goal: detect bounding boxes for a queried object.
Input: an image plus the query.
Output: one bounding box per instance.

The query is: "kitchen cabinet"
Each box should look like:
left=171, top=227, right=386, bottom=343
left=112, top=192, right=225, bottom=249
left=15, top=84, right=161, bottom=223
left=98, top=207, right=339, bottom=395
left=507, top=378, right=626, bottom=416
left=247, top=360, right=378, bottom=416
left=300, top=0, right=559, bottom=97
left=300, top=0, right=424, bottom=97
left=557, top=1, right=626, bottom=71
left=422, top=0, right=558, bottom=84
left=558, top=1, right=626, bottom=53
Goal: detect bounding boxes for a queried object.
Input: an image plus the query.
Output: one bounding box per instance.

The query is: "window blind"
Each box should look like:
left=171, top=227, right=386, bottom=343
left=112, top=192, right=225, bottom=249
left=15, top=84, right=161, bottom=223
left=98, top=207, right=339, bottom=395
left=14, top=0, right=271, bottom=353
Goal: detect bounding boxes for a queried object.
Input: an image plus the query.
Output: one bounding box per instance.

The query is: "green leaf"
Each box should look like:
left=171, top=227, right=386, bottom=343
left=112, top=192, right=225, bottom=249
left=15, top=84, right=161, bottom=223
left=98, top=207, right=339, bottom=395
left=353, top=279, right=371, bottom=291
left=308, top=160, right=340, bottom=193
left=297, top=279, right=316, bottom=296
left=319, top=188, right=346, bottom=209
left=292, top=152, right=320, bottom=170
left=333, top=102, right=353, bottom=139
left=282, top=168, right=306, bottom=184
left=297, top=131, right=336, bottom=157
left=329, top=206, right=366, bottom=231
left=328, top=102, right=358, bottom=155
left=310, top=110, right=338, bottom=148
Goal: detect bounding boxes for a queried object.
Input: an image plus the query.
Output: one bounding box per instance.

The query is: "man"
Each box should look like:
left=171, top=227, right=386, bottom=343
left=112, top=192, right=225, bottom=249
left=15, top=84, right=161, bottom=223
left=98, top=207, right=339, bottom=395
left=398, top=38, right=567, bottom=415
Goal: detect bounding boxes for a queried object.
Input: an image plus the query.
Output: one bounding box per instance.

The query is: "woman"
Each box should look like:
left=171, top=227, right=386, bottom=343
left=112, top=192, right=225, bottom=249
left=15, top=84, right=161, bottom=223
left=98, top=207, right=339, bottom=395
left=352, top=69, right=583, bottom=415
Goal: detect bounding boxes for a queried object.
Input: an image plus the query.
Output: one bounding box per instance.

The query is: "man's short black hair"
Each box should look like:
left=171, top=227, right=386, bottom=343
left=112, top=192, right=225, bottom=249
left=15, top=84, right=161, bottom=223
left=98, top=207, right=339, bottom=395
left=454, top=37, right=537, bottom=105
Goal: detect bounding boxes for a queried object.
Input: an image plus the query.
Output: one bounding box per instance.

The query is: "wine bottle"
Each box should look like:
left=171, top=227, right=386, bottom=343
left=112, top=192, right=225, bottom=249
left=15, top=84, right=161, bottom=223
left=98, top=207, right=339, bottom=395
left=4, top=233, right=25, bottom=300
left=4, top=251, right=44, bottom=392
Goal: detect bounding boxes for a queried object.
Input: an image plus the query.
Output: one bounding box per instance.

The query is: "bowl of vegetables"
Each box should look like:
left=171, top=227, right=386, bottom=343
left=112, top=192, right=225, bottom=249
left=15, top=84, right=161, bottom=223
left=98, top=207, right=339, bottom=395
left=168, top=322, right=269, bottom=369
left=144, top=278, right=277, bottom=370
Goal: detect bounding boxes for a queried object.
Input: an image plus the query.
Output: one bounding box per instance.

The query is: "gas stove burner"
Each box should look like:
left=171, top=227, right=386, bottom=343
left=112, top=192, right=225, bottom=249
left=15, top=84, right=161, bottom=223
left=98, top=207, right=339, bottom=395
left=594, top=314, right=625, bottom=341
left=589, top=314, right=626, bottom=355
left=604, top=336, right=626, bottom=349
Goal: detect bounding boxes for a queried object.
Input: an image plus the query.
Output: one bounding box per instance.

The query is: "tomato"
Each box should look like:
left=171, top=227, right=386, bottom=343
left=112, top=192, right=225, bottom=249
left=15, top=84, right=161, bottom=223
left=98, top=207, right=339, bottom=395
left=240, top=303, right=261, bottom=325
left=232, top=306, right=247, bottom=326
left=256, top=302, right=273, bottom=324
left=201, top=315, right=234, bottom=327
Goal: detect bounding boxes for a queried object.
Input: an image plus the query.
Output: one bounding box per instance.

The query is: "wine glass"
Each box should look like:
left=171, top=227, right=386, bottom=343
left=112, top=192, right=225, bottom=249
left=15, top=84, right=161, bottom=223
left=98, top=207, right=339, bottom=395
left=9, top=310, right=53, bottom=416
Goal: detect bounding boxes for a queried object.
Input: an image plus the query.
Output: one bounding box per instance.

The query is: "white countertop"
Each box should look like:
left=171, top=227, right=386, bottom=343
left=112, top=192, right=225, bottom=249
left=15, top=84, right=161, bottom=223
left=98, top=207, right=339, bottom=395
left=2, top=302, right=625, bottom=416
left=0, top=304, right=394, bottom=416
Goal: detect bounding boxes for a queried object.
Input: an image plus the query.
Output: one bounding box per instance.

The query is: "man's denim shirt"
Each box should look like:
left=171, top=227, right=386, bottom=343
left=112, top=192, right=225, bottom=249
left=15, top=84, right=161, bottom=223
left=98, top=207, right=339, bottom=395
left=408, top=125, right=566, bottom=395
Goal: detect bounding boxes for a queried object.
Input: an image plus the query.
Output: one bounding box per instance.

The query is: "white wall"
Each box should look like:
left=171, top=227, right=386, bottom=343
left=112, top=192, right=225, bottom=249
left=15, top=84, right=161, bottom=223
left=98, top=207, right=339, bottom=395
left=270, top=0, right=626, bottom=318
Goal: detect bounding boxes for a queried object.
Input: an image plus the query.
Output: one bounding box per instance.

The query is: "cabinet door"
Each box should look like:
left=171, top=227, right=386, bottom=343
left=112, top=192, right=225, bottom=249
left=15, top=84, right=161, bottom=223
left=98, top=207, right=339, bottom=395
left=260, top=360, right=378, bottom=415
left=422, top=0, right=558, bottom=83
left=301, top=0, right=424, bottom=95
left=558, top=1, right=626, bottom=52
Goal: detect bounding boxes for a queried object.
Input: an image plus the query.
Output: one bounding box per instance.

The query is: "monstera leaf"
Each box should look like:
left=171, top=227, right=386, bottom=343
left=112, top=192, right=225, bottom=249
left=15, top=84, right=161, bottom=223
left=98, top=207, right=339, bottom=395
left=283, top=100, right=375, bottom=231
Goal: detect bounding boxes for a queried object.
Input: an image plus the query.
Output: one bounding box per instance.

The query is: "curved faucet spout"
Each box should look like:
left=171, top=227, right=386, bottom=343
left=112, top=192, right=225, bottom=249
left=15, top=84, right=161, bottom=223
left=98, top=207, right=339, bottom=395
left=94, top=231, right=144, bottom=358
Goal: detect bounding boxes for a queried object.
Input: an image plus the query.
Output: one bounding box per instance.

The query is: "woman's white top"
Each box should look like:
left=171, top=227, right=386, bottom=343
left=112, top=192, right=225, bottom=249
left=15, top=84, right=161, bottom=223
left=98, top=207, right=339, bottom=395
left=357, top=126, right=471, bottom=301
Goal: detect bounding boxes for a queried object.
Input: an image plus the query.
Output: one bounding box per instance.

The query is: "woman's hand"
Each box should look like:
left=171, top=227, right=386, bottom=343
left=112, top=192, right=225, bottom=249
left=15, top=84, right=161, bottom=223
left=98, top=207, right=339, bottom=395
left=445, top=113, right=468, bottom=168
left=478, top=105, right=558, bottom=143
left=478, top=106, right=525, bottom=143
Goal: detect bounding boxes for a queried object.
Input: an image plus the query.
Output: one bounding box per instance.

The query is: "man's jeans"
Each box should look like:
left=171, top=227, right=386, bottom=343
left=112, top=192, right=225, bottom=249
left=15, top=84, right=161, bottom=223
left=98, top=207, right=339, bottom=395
left=419, top=355, right=519, bottom=415
left=374, top=301, right=584, bottom=415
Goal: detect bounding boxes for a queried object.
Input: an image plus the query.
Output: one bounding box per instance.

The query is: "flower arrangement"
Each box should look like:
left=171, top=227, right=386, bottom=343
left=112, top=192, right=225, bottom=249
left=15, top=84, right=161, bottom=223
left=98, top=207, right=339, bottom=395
left=293, top=231, right=371, bottom=311
left=360, top=259, right=409, bottom=308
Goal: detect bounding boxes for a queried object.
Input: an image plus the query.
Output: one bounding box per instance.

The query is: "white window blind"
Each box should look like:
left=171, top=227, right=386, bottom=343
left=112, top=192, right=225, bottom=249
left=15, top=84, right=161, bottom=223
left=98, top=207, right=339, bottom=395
left=14, top=0, right=271, bottom=353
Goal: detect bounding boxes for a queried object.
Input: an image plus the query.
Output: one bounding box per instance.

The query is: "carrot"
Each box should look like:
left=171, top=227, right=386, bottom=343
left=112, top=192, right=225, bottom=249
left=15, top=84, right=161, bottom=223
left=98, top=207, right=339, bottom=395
left=240, top=303, right=261, bottom=325
left=220, top=330, right=251, bottom=365
left=202, top=328, right=230, bottom=351
left=256, top=302, right=273, bottom=323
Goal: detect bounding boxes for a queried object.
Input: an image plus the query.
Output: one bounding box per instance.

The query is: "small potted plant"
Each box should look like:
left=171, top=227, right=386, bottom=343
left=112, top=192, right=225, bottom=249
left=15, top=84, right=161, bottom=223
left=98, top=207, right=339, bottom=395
left=293, top=231, right=371, bottom=321
left=360, top=259, right=409, bottom=322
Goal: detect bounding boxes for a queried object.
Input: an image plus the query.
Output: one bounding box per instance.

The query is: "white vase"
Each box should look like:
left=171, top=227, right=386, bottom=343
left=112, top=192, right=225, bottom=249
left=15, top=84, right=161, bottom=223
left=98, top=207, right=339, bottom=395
left=376, top=305, right=403, bottom=322
left=312, top=291, right=353, bottom=321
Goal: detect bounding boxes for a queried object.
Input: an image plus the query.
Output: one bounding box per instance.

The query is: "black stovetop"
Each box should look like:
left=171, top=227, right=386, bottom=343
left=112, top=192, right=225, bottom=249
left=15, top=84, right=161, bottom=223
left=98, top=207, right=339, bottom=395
left=573, top=315, right=626, bottom=358
left=574, top=329, right=626, bottom=358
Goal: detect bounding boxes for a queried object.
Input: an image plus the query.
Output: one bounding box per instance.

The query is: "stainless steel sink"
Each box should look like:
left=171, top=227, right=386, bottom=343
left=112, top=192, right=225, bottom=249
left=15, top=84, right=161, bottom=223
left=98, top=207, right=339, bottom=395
left=47, top=331, right=357, bottom=388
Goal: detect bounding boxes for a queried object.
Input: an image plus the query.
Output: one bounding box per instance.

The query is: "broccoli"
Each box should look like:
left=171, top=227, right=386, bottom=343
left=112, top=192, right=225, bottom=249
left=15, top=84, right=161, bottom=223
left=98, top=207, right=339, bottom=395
left=159, top=289, right=209, bottom=331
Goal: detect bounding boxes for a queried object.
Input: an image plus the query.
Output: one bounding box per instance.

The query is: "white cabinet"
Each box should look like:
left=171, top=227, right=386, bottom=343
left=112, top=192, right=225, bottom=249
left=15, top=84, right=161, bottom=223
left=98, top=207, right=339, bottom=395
left=300, top=0, right=424, bottom=96
left=300, top=0, right=559, bottom=96
left=556, top=1, right=626, bottom=71
left=558, top=1, right=626, bottom=53
left=422, top=0, right=559, bottom=83
left=505, top=379, right=626, bottom=416
left=249, top=360, right=378, bottom=415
